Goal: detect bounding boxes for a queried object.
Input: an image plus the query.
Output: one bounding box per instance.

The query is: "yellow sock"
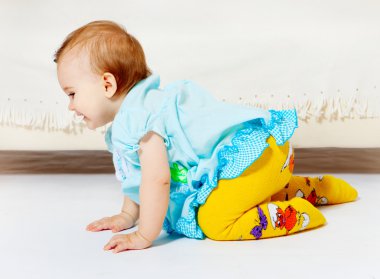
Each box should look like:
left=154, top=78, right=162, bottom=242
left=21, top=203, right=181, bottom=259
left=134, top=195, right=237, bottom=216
left=271, top=175, right=358, bottom=206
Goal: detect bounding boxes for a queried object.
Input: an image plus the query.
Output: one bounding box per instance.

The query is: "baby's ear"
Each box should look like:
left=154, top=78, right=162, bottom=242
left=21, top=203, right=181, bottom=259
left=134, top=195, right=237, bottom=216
left=103, top=72, right=118, bottom=98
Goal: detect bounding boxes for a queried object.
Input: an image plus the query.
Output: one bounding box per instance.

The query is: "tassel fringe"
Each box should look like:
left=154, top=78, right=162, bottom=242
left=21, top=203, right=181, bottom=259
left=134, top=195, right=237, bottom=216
left=0, top=103, right=109, bottom=134
left=0, top=94, right=379, bottom=133
left=222, top=93, right=380, bottom=121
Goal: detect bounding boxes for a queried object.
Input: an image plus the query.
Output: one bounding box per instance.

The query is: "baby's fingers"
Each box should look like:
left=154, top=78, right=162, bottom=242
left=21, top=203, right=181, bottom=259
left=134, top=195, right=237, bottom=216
left=103, top=238, right=120, bottom=251
left=104, top=235, right=132, bottom=253
left=111, top=226, right=122, bottom=233
left=87, top=219, right=110, bottom=231
left=112, top=242, right=129, bottom=253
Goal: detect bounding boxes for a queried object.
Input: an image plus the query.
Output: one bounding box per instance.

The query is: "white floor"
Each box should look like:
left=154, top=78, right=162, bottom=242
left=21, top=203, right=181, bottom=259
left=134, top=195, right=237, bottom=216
left=0, top=173, right=379, bottom=279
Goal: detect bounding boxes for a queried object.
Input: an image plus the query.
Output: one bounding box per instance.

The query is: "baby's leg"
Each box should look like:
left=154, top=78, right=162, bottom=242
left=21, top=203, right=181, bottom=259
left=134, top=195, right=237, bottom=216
left=198, top=136, right=325, bottom=240
left=224, top=197, right=325, bottom=240
left=271, top=175, right=358, bottom=206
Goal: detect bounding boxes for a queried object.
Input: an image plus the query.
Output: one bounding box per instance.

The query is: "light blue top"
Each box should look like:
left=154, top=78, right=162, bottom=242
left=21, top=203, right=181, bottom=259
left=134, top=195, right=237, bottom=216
left=105, top=74, right=298, bottom=239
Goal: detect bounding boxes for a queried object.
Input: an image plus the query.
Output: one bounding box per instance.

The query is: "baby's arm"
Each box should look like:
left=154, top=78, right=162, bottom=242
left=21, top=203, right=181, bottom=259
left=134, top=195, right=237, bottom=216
left=120, top=195, right=140, bottom=225
left=104, top=131, right=170, bottom=252
left=137, top=131, right=171, bottom=242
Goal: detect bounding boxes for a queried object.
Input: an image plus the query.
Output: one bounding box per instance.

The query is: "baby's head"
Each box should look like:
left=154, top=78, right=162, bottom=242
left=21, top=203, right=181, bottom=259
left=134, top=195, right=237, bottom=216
left=55, top=20, right=151, bottom=129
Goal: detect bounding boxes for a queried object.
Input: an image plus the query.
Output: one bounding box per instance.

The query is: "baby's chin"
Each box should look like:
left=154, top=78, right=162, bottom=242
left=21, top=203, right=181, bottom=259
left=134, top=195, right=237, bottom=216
left=85, top=118, right=107, bottom=130
left=86, top=120, right=97, bottom=130
left=82, top=117, right=94, bottom=129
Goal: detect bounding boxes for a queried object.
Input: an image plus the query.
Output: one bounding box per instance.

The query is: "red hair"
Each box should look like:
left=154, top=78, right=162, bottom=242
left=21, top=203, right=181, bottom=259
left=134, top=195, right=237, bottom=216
left=54, top=20, right=152, bottom=95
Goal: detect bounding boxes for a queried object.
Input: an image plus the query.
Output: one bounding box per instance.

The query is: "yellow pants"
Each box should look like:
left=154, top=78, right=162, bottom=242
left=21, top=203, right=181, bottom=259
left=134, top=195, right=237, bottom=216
left=197, top=135, right=327, bottom=240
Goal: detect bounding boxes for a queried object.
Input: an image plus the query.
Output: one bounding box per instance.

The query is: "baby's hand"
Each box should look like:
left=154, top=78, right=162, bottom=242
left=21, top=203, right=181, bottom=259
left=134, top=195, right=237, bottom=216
left=86, top=213, right=135, bottom=233
left=104, top=231, right=153, bottom=253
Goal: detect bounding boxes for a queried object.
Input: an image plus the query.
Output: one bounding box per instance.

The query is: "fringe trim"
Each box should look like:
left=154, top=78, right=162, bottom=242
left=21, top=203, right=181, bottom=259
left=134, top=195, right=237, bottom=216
left=0, top=103, right=109, bottom=134
left=221, top=93, right=380, bottom=121
left=0, top=94, right=379, bottom=133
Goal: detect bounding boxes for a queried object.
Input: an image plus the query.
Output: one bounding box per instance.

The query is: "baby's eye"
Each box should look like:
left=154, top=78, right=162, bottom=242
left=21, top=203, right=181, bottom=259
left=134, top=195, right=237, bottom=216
left=68, top=93, right=75, bottom=98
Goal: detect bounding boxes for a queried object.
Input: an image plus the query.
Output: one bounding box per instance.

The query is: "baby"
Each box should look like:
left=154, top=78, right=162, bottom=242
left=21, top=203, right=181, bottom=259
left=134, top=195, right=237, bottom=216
left=55, top=20, right=358, bottom=253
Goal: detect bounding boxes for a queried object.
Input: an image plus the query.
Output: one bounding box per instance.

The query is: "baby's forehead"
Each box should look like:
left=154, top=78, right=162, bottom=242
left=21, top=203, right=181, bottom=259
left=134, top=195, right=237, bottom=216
left=58, top=54, right=95, bottom=87
left=60, top=48, right=91, bottom=70
left=60, top=43, right=88, bottom=61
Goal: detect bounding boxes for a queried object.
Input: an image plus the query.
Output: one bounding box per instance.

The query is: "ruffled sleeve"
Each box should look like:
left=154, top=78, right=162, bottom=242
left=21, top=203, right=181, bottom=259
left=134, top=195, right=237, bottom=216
left=108, top=101, right=171, bottom=204
left=111, top=105, right=170, bottom=165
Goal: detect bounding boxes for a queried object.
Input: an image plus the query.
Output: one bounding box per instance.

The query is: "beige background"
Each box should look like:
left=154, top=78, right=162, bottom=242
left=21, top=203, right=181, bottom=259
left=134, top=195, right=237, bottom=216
left=1, top=117, right=379, bottom=150
left=1, top=0, right=380, bottom=150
